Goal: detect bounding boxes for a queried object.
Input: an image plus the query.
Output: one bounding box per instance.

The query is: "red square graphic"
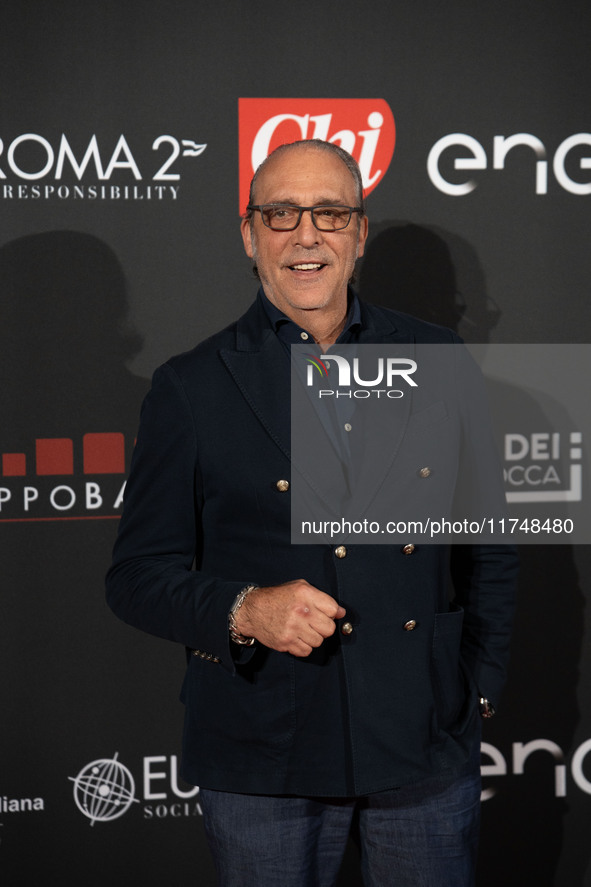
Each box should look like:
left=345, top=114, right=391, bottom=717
left=83, top=433, right=125, bottom=474
left=36, top=439, right=74, bottom=476
left=2, top=453, right=26, bottom=476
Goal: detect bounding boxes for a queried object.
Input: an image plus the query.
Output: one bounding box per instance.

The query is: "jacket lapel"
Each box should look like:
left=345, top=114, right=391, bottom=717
left=347, top=303, right=416, bottom=518
left=220, top=298, right=292, bottom=460
left=220, top=296, right=420, bottom=520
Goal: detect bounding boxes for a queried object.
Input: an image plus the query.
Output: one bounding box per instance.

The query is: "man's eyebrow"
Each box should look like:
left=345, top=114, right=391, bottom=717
left=263, top=197, right=351, bottom=206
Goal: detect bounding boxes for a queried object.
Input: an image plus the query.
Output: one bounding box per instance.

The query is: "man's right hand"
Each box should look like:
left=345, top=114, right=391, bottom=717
left=234, top=579, right=346, bottom=657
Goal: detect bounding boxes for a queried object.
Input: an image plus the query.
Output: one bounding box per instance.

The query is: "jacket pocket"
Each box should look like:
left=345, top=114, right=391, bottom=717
left=430, top=604, right=468, bottom=730
left=189, top=647, right=297, bottom=749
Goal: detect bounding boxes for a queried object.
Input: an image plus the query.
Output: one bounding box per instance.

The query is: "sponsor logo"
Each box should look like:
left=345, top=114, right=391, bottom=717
left=68, top=739, right=591, bottom=823
left=238, top=98, right=396, bottom=212
left=482, top=737, right=591, bottom=800
left=0, top=133, right=207, bottom=201
left=0, top=431, right=129, bottom=522
left=427, top=132, right=591, bottom=195
left=69, top=754, right=139, bottom=825
left=0, top=796, right=44, bottom=814
left=69, top=753, right=201, bottom=824
left=503, top=431, right=583, bottom=503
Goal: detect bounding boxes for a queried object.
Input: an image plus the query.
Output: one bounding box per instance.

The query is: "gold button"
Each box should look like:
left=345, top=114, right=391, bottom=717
left=418, top=467, right=431, bottom=478
left=404, top=620, right=417, bottom=631
left=402, top=543, right=415, bottom=555
left=276, top=479, right=290, bottom=492
left=335, top=545, right=347, bottom=558
left=341, top=622, right=353, bottom=635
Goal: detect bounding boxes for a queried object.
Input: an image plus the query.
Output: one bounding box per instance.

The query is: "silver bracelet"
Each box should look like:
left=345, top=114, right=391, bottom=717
left=228, top=584, right=259, bottom=646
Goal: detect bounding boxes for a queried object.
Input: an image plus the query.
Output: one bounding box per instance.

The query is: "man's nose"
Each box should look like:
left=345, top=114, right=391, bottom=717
left=294, top=210, right=324, bottom=245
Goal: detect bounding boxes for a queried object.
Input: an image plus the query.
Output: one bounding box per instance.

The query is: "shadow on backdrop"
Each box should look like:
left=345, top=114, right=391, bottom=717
left=0, top=233, right=208, bottom=887
left=0, top=229, right=148, bottom=443
left=334, top=222, right=587, bottom=887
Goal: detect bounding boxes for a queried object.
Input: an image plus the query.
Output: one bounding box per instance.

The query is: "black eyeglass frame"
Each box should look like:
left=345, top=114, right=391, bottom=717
left=246, top=204, right=364, bottom=231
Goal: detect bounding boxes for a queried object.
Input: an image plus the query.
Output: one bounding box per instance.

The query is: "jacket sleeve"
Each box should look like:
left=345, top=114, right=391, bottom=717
left=451, top=543, right=518, bottom=707
left=105, top=362, right=249, bottom=673
left=450, top=341, right=518, bottom=706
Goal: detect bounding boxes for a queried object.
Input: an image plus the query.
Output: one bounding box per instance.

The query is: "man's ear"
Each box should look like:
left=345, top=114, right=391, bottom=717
left=240, top=218, right=254, bottom=259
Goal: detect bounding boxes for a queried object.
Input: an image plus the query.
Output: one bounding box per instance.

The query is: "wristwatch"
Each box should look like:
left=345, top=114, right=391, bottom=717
left=228, top=584, right=259, bottom=646
left=479, top=697, right=496, bottom=719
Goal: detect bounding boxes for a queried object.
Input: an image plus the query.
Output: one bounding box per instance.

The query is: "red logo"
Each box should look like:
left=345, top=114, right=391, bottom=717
left=238, top=98, right=396, bottom=212
left=0, top=432, right=128, bottom=522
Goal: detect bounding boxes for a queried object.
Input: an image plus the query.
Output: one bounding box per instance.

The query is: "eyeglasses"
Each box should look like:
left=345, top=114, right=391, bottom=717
left=247, top=204, right=364, bottom=231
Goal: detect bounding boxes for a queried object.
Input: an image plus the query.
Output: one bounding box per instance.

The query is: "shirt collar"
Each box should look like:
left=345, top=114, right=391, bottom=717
left=258, top=287, right=362, bottom=345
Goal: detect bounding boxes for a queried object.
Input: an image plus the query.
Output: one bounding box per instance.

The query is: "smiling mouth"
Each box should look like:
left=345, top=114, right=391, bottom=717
left=289, top=263, right=325, bottom=272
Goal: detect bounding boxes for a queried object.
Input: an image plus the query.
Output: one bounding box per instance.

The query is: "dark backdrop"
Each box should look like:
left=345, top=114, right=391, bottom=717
left=1, top=2, right=590, bottom=885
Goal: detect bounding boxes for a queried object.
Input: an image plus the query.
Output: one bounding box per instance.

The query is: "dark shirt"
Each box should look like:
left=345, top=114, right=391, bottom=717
left=258, top=286, right=362, bottom=350
left=259, top=288, right=362, bottom=473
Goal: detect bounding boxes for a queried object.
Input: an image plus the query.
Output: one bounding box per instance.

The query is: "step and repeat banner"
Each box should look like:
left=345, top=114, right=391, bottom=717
left=1, top=2, right=590, bottom=885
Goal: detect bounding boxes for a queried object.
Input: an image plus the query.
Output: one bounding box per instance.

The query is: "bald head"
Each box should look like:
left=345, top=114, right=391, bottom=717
left=246, top=139, right=365, bottom=218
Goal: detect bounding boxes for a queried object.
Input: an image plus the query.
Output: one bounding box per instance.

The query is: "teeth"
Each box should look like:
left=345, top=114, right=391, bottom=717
left=291, top=263, right=322, bottom=271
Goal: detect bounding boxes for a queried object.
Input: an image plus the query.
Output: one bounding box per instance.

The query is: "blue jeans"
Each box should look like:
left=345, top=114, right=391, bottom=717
left=200, top=765, right=481, bottom=887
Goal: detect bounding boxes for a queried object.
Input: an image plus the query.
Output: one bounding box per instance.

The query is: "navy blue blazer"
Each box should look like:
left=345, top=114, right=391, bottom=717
left=106, top=295, right=517, bottom=796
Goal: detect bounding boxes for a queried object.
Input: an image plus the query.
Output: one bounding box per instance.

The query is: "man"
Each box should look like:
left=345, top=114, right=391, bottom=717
left=106, top=139, right=517, bottom=886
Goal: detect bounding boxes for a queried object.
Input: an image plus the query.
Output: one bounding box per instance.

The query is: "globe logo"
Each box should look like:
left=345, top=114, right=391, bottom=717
left=69, top=753, right=139, bottom=825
